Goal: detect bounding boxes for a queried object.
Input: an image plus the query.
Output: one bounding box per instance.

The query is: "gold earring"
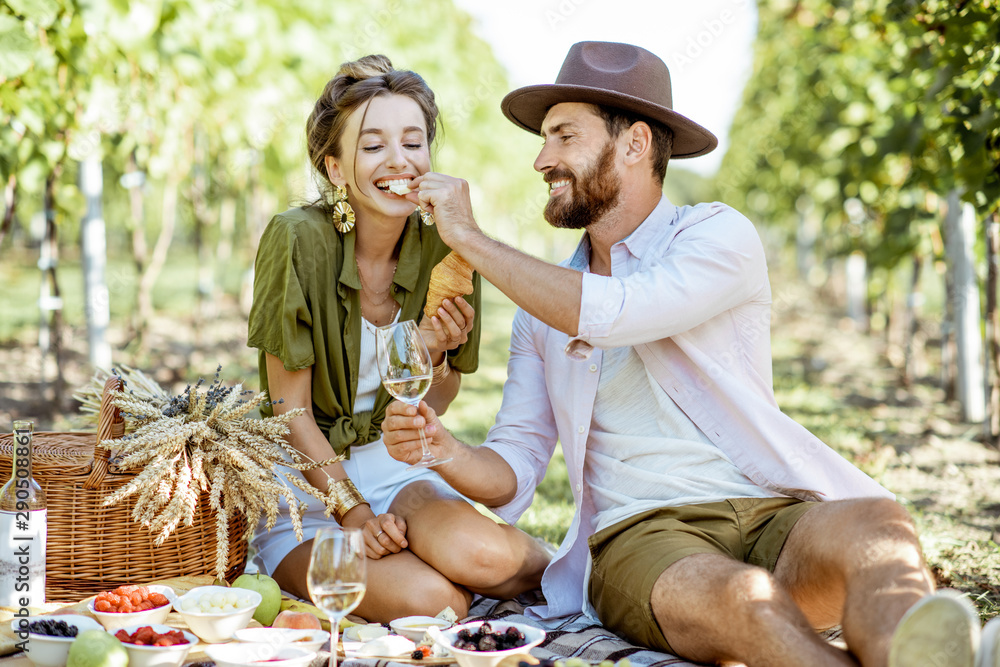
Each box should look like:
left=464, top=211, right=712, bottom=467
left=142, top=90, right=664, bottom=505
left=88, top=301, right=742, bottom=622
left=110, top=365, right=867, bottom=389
left=419, top=208, right=435, bottom=226
left=333, top=185, right=355, bottom=233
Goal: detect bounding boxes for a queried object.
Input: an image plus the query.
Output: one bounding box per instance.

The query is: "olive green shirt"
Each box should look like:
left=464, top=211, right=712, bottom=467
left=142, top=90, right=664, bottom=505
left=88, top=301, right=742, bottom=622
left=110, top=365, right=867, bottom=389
left=248, top=205, right=481, bottom=458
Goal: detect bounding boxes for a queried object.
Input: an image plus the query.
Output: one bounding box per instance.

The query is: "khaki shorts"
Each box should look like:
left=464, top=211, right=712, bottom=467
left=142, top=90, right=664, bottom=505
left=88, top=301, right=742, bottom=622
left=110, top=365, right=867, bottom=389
left=587, top=497, right=816, bottom=654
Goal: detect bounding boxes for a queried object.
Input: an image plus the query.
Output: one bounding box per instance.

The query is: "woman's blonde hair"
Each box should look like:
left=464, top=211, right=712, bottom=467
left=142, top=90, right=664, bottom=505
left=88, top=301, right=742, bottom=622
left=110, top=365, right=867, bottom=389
left=306, top=54, right=439, bottom=201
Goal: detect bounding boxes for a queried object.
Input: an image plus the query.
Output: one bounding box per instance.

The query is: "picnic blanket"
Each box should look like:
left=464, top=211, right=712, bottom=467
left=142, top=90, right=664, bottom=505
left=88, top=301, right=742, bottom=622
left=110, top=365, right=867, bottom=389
left=334, top=590, right=699, bottom=667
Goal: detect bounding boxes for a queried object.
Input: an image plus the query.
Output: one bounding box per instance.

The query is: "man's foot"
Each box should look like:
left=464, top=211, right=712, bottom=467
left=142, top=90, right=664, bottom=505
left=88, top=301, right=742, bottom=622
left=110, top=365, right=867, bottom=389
left=978, top=616, right=1000, bottom=667
left=888, top=589, right=980, bottom=667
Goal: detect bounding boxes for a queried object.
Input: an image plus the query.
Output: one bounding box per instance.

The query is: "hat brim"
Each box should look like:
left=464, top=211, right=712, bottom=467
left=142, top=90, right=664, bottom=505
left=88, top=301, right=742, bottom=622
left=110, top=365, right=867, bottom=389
left=501, top=84, right=718, bottom=159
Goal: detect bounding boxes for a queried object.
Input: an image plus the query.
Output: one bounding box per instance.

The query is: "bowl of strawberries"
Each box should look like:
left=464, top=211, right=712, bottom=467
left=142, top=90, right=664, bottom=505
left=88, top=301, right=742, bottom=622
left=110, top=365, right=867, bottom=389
left=86, top=585, right=176, bottom=632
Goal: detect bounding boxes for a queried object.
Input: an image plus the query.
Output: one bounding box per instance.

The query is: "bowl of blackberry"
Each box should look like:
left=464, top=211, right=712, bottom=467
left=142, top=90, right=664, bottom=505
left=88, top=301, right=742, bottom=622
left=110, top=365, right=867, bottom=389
left=9, top=615, right=104, bottom=667
left=432, top=621, right=545, bottom=667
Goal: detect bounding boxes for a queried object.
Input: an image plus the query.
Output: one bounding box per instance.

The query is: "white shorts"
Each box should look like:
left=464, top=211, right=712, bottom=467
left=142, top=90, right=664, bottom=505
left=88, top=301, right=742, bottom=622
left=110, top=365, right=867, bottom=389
left=250, top=437, right=461, bottom=576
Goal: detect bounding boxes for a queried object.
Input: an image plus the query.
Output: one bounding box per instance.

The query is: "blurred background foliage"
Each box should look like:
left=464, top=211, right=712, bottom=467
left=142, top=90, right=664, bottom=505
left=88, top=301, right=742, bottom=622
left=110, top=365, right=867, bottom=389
left=717, top=0, right=999, bottom=265
left=0, top=0, right=998, bottom=435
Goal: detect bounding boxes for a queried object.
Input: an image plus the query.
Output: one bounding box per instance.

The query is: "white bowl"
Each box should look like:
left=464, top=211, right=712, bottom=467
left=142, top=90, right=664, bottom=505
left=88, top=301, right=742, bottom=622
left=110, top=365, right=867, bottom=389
left=172, top=585, right=262, bottom=643
left=205, top=643, right=315, bottom=667
left=109, top=623, right=198, bottom=667
left=433, top=621, right=546, bottom=667
left=389, top=615, right=454, bottom=642
left=9, top=615, right=104, bottom=667
left=86, top=585, right=176, bottom=632
left=233, top=626, right=330, bottom=653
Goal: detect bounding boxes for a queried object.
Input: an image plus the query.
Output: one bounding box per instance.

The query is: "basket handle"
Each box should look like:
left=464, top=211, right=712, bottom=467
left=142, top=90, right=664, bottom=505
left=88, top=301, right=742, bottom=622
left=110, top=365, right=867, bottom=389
left=84, top=376, right=125, bottom=490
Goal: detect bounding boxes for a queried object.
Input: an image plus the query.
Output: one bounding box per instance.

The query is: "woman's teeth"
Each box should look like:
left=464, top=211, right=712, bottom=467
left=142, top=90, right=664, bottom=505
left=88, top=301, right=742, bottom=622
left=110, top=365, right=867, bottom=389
left=377, top=179, right=412, bottom=195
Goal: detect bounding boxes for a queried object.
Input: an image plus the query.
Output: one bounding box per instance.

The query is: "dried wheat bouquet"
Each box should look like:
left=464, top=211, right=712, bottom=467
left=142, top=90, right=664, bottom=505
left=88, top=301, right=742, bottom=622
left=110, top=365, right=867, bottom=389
left=94, top=368, right=346, bottom=579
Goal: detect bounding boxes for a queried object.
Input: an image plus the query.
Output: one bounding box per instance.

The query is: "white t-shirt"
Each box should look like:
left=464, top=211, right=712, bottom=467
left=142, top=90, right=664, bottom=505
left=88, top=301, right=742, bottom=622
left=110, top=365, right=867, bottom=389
left=584, top=345, right=778, bottom=534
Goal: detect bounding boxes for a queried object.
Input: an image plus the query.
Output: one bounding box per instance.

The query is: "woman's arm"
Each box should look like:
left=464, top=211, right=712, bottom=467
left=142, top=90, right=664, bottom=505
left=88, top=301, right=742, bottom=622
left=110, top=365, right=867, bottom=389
left=264, top=353, right=381, bottom=533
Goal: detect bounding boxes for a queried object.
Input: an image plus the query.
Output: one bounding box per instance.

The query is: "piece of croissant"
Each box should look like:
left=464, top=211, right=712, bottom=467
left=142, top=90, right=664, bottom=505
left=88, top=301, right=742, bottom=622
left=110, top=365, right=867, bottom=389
left=424, top=251, right=474, bottom=318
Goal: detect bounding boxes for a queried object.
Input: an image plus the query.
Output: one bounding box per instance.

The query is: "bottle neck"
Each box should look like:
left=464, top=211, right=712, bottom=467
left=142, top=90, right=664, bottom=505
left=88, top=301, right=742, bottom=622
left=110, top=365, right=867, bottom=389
left=13, top=424, right=33, bottom=481
left=1, top=421, right=45, bottom=511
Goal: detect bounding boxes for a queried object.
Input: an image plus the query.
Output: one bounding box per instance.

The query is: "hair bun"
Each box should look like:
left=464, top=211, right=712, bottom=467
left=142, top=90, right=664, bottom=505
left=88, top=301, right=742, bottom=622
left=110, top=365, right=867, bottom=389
left=337, top=54, right=394, bottom=84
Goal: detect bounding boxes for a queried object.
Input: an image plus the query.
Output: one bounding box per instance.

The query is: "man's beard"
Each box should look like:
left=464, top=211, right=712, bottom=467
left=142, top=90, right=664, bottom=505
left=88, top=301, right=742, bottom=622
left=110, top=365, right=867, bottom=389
left=543, top=140, right=622, bottom=230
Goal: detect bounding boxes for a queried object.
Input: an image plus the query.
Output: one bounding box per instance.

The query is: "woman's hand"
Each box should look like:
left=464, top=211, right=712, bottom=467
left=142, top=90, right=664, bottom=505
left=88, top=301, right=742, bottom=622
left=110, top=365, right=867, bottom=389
left=419, top=296, right=475, bottom=363
left=361, top=512, right=407, bottom=559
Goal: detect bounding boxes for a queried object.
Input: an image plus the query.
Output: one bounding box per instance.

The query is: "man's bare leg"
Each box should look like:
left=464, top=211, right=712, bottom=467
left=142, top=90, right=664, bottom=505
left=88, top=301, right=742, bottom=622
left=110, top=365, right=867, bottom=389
left=772, top=498, right=934, bottom=667
left=651, top=553, right=858, bottom=666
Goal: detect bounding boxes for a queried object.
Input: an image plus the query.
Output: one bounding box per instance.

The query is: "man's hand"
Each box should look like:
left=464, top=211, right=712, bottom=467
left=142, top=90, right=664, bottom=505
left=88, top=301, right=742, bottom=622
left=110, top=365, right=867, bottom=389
left=406, top=172, right=481, bottom=248
left=383, top=400, right=449, bottom=465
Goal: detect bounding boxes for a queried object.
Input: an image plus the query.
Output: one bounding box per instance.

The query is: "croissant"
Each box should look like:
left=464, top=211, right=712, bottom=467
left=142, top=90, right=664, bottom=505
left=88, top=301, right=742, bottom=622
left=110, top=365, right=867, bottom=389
left=424, top=251, right=474, bottom=318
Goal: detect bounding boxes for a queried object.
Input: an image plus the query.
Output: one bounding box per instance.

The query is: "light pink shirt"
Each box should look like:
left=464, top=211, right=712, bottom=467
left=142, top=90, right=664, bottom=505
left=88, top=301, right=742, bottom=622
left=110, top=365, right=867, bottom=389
left=482, top=196, right=892, bottom=620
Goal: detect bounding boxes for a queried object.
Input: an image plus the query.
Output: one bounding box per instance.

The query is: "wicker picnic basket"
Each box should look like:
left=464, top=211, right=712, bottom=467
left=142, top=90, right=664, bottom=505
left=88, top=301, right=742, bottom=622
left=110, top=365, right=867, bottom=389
left=0, top=377, right=248, bottom=603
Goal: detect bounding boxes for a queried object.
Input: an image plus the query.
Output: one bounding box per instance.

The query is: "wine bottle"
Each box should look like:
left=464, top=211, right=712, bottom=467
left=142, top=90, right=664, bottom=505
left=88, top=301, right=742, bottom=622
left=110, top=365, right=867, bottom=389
left=0, top=421, right=47, bottom=608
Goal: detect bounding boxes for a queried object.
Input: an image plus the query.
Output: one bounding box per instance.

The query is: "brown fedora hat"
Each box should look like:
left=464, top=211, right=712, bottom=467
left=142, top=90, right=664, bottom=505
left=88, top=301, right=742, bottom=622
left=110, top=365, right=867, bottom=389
left=501, top=41, right=717, bottom=159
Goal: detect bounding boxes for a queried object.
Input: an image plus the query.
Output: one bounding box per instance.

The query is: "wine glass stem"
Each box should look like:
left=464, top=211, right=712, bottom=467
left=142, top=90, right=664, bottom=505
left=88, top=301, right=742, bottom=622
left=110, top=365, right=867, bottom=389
left=417, top=425, right=433, bottom=461
left=330, top=618, right=340, bottom=667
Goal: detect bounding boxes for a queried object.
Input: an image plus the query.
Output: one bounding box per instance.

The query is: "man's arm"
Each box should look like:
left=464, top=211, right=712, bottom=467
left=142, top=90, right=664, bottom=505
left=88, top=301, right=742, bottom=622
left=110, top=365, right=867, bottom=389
left=383, top=308, right=560, bottom=519
left=382, top=402, right=519, bottom=507
left=409, top=173, right=584, bottom=337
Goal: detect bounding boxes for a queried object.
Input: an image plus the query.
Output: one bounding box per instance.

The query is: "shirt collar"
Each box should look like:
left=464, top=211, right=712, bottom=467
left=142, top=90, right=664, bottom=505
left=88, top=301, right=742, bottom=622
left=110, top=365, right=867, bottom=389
left=567, top=194, right=678, bottom=271
left=338, top=211, right=423, bottom=293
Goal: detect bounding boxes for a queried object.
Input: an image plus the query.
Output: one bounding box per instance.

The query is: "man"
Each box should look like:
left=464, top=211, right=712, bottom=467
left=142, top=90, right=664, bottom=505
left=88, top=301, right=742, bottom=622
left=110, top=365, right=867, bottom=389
left=382, top=41, right=996, bottom=667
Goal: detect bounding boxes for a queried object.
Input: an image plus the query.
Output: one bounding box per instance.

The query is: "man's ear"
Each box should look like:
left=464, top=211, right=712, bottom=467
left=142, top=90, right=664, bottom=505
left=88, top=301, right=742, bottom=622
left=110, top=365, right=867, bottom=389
left=622, top=121, right=653, bottom=167
left=324, top=155, right=346, bottom=187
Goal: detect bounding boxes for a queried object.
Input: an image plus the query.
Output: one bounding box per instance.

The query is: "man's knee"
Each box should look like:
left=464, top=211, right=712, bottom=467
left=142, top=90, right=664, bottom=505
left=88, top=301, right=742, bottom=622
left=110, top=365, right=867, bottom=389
left=828, top=498, right=927, bottom=579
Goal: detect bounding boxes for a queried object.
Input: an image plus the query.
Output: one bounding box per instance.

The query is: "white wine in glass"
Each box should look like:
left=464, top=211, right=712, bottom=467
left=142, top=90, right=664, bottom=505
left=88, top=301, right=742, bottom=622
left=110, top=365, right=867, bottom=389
left=376, top=319, right=452, bottom=469
left=308, top=527, right=366, bottom=667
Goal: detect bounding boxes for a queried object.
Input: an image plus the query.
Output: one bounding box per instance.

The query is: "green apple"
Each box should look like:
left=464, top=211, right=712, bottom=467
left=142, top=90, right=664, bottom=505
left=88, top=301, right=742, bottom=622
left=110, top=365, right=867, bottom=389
left=67, top=630, right=128, bottom=667
left=233, top=573, right=283, bottom=626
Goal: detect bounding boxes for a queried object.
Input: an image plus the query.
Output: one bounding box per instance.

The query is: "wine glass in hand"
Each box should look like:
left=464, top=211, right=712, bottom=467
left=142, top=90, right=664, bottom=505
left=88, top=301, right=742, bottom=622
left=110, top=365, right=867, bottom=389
left=376, top=319, right=452, bottom=469
left=307, top=527, right=366, bottom=667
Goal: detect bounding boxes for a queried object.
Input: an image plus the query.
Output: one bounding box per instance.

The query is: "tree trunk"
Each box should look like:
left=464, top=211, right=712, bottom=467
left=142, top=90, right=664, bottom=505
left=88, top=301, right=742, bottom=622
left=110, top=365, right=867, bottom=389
left=190, top=132, right=214, bottom=335
left=135, top=176, right=179, bottom=352
left=40, top=171, right=65, bottom=408
left=845, top=252, right=868, bottom=331
left=215, top=196, right=236, bottom=302
left=0, top=173, right=16, bottom=252
left=986, top=212, right=999, bottom=444
left=79, top=156, right=112, bottom=370
left=126, top=152, right=148, bottom=338
left=902, top=255, right=925, bottom=388
left=944, top=190, right=986, bottom=422
left=795, top=197, right=818, bottom=281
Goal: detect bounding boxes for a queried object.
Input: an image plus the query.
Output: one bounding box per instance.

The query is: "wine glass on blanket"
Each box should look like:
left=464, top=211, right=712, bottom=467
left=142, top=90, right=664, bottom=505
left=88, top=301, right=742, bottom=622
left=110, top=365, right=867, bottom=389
left=308, top=527, right=367, bottom=667
left=376, top=319, right=452, bottom=469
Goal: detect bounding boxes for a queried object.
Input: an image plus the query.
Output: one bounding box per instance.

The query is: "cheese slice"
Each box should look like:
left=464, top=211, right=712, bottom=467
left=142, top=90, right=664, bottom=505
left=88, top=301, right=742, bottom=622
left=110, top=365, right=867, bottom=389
left=435, top=606, right=458, bottom=623
left=343, top=623, right=389, bottom=642
left=388, top=183, right=411, bottom=195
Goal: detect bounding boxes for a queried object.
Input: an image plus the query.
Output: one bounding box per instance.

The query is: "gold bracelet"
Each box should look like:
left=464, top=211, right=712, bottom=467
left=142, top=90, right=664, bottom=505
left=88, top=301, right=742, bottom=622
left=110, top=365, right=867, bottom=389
left=329, top=477, right=368, bottom=524
left=431, top=356, right=451, bottom=386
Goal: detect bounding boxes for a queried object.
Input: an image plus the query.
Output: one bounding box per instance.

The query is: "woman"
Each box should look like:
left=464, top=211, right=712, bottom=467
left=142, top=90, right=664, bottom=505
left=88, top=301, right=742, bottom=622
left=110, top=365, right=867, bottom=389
left=247, top=55, right=550, bottom=621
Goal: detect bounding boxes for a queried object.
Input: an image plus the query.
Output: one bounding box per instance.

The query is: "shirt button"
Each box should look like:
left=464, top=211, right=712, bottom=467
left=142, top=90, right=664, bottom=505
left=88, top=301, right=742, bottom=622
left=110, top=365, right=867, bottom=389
left=589, top=364, right=597, bottom=372
left=577, top=426, right=585, bottom=434
left=575, top=483, right=582, bottom=493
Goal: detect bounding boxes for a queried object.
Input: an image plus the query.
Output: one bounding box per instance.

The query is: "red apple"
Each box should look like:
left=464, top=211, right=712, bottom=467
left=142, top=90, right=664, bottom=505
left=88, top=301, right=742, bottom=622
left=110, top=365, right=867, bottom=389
left=272, top=610, right=322, bottom=630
